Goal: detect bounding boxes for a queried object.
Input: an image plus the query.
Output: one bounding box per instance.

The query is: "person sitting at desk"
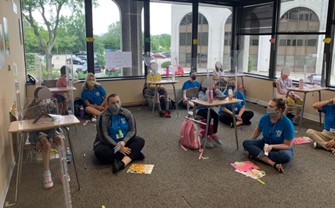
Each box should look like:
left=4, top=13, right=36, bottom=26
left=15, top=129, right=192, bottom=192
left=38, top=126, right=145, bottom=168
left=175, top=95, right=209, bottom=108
left=180, top=69, right=201, bottom=109
left=93, top=93, right=145, bottom=174
left=242, top=98, right=295, bottom=173
left=146, top=62, right=171, bottom=118
left=306, top=98, right=335, bottom=154
left=218, top=79, right=254, bottom=127
left=24, top=87, right=64, bottom=189
left=196, top=84, right=224, bottom=147
left=54, top=65, right=69, bottom=115
left=274, top=66, right=303, bottom=125
left=212, top=61, right=227, bottom=89
left=81, top=73, right=107, bottom=120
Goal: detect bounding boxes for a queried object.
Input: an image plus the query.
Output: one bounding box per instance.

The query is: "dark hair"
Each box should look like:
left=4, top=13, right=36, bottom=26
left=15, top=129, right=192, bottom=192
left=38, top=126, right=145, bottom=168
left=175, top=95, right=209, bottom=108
left=60, top=66, right=67, bottom=75
left=107, top=93, right=119, bottom=102
left=271, top=98, right=286, bottom=112
left=189, top=69, right=196, bottom=76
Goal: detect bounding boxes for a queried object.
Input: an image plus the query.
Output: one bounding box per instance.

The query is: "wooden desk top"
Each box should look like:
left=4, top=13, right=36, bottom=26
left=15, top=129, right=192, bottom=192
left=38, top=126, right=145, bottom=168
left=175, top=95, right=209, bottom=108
left=147, top=80, right=179, bottom=85
left=192, top=98, right=243, bottom=107
left=8, top=115, right=80, bottom=133
left=287, top=86, right=328, bottom=93
left=49, top=86, right=77, bottom=93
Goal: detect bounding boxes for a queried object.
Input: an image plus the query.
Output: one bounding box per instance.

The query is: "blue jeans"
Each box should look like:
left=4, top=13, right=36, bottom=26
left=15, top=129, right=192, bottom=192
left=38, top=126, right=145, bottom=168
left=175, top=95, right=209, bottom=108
left=242, top=139, right=293, bottom=164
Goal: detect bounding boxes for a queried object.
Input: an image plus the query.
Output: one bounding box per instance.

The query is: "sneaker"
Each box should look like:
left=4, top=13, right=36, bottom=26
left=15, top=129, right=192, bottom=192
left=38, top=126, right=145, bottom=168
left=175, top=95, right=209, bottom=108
left=313, top=142, right=318, bottom=149
left=164, top=110, right=171, bottom=118
left=112, top=160, right=125, bottom=174
left=159, top=111, right=165, bottom=117
left=43, top=172, right=54, bottom=189
left=205, top=138, right=215, bottom=148
left=91, top=117, right=97, bottom=122
left=212, top=134, right=223, bottom=145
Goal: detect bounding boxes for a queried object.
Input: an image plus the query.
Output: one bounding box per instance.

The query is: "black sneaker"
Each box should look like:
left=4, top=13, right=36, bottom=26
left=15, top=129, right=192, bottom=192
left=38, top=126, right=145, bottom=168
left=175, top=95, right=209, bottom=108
left=134, top=152, right=145, bottom=161
left=112, top=160, right=125, bottom=174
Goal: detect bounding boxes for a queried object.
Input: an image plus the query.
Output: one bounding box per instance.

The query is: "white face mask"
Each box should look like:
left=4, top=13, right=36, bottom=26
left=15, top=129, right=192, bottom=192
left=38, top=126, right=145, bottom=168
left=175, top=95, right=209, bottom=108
left=152, top=68, right=158, bottom=73
left=109, top=103, right=121, bottom=114
left=267, top=107, right=278, bottom=117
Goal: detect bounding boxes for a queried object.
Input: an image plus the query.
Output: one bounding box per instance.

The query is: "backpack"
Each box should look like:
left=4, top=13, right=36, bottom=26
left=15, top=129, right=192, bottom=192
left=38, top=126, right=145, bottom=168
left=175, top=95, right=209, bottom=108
left=179, top=118, right=201, bottom=150
left=74, top=97, right=85, bottom=117
left=160, top=97, right=176, bottom=111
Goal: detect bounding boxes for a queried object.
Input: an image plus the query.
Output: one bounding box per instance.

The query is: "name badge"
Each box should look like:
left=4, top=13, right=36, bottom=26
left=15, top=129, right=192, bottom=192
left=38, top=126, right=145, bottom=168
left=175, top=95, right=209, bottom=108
left=330, top=128, right=335, bottom=133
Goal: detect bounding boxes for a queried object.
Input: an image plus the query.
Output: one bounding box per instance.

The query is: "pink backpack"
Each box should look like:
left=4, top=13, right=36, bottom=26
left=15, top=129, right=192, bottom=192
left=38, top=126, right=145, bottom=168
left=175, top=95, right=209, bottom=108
left=179, top=118, right=201, bottom=150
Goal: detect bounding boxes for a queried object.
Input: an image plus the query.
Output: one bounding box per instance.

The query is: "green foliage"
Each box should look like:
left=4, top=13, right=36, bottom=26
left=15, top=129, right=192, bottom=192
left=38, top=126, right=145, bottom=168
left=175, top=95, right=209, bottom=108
left=151, top=34, right=171, bottom=52
left=25, top=53, right=35, bottom=70
left=248, top=56, right=254, bottom=72
left=161, top=61, right=171, bottom=68
left=100, top=22, right=121, bottom=51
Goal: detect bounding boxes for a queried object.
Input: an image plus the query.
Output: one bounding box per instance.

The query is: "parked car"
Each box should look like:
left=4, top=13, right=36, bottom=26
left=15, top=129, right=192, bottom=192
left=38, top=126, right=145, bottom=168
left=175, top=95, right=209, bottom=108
left=162, top=52, right=171, bottom=58
left=66, top=56, right=85, bottom=65
left=105, top=67, right=120, bottom=76
left=76, top=61, right=101, bottom=74
left=151, top=53, right=166, bottom=59
left=162, top=65, right=184, bottom=75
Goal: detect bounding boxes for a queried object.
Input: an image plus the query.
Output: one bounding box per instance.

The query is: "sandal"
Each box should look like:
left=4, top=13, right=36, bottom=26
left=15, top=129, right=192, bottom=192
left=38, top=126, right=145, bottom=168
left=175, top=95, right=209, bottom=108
left=273, top=163, right=284, bottom=173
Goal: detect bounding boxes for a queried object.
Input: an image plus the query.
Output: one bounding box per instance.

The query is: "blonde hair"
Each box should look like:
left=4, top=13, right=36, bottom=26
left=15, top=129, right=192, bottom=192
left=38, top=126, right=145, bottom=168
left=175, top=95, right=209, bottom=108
left=82, top=73, right=100, bottom=90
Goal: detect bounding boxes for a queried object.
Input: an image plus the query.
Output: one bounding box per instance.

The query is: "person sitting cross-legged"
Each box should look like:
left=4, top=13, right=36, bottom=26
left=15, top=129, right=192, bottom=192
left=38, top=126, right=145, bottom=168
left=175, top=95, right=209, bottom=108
left=306, top=98, right=335, bottom=154
left=243, top=98, right=295, bottom=173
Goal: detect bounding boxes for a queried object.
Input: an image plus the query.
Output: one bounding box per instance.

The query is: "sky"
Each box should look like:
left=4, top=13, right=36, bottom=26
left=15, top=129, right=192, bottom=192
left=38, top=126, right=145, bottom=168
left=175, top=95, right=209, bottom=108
left=93, top=1, right=171, bottom=35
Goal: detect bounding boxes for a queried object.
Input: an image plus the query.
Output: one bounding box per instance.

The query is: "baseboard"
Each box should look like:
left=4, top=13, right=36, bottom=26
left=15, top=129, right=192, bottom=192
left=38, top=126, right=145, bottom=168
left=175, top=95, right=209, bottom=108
left=0, top=159, right=15, bottom=207
left=246, top=96, right=322, bottom=123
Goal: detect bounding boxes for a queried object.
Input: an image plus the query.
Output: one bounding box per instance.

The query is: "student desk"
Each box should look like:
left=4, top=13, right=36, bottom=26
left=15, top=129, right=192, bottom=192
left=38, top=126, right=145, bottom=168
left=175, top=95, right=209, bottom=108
left=286, top=86, right=328, bottom=131
left=48, top=86, right=77, bottom=93
left=147, top=80, right=179, bottom=116
left=192, top=98, right=243, bottom=154
left=7, top=115, right=80, bottom=208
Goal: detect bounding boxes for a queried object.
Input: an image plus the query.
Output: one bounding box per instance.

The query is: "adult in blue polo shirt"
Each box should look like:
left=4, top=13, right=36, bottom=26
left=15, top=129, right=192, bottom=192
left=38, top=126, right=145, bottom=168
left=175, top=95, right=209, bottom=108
left=243, top=98, right=295, bottom=173
left=181, top=69, right=201, bottom=108
left=306, top=98, right=335, bottom=154
left=81, top=73, right=107, bottom=118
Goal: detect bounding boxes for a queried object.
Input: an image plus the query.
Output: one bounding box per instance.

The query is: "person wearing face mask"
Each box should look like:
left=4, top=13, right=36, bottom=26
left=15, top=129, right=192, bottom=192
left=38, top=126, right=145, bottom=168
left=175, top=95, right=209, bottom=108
left=306, top=98, right=335, bottom=154
left=81, top=73, right=107, bottom=120
left=274, top=66, right=303, bottom=125
left=93, top=94, right=145, bottom=174
left=242, top=98, right=295, bottom=173
left=146, top=62, right=171, bottom=117
left=24, top=87, right=64, bottom=189
left=218, top=79, right=254, bottom=127
left=180, top=69, right=201, bottom=108
left=212, top=61, right=227, bottom=90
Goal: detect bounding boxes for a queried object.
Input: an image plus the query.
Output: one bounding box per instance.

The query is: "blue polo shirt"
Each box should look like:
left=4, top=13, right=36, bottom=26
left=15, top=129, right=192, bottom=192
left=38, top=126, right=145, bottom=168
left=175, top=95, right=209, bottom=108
left=81, top=85, right=106, bottom=106
left=258, top=114, right=295, bottom=145
left=108, top=114, right=129, bottom=143
left=319, top=104, right=335, bottom=131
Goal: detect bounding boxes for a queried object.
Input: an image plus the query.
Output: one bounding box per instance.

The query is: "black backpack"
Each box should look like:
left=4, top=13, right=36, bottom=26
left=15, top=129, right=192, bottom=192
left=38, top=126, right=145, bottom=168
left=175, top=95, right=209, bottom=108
left=160, top=97, right=176, bottom=111
left=74, top=97, right=85, bottom=117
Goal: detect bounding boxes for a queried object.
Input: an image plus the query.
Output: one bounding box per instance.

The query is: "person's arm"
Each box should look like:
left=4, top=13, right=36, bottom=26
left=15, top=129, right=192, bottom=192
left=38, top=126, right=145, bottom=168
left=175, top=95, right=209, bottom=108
left=237, top=105, right=245, bottom=118
left=276, top=81, right=287, bottom=95
left=251, top=126, right=261, bottom=139
left=182, top=89, right=188, bottom=101
left=313, top=99, right=333, bottom=110
left=122, top=108, right=136, bottom=144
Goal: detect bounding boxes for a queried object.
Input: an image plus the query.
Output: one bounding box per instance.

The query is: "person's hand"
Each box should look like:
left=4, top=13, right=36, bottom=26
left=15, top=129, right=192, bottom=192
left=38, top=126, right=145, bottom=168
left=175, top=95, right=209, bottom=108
left=289, top=91, right=296, bottom=99
left=97, top=105, right=105, bottom=111
left=264, top=144, right=273, bottom=153
left=119, top=142, right=131, bottom=155
left=236, top=115, right=242, bottom=121
left=325, top=139, right=335, bottom=149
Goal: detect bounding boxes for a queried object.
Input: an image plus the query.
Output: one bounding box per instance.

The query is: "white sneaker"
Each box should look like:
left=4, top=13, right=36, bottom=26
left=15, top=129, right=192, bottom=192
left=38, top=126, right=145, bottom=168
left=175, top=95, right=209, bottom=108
left=313, top=142, right=318, bottom=149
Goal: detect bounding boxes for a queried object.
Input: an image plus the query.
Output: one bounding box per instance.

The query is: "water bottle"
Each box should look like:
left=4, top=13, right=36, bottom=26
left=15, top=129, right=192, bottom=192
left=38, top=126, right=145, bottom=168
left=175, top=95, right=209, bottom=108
left=66, top=147, right=72, bottom=164
left=208, top=87, right=213, bottom=103
left=228, top=88, right=233, bottom=101
left=299, top=79, right=304, bottom=89
left=79, top=106, right=85, bottom=118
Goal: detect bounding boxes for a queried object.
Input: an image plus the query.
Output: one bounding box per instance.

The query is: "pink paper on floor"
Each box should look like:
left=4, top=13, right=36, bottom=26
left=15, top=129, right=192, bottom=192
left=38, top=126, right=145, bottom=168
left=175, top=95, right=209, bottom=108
left=231, top=161, right=260, bottom=172
left=293, top=136, right=312, bottom=145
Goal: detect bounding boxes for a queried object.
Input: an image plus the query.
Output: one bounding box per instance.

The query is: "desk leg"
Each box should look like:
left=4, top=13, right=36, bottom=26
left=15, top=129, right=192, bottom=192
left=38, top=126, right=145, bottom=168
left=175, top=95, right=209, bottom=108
left=298, top=93, right=308, bottom=131
left=201, top=108, right=212, bottom=157
left=153, top=87, right=158, bottom=114
left=232, top=104, right=239, bottom=151
left=64, top=127, right=81, bottom=191
left=318, top=91, right=322, bottom=126
left=5, top=133, right=25, bottom=207
left=58, top=140, right=72, bottom=208
left=172, top=84, right=178, bottom=116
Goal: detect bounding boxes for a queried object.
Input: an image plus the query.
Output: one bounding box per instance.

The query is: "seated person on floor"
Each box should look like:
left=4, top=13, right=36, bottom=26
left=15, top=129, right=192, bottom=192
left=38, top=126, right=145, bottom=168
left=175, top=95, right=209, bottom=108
left=54, top=65, right=69, bottom=115
left=274, top=66, right=303, bottom=124
left=306, top=98, right=335, bottom=154
left=146, top=62, right=171, bottom=117
left=93, top=94, right=145, bottom=174
left=196, top=84, right=224, bottom=147
left=218, top=78, right=254, bottom=127
left=24, top=86, right=64, bottom=189
left=81, top=73, right=107, bottom=119
left=180, top=69, right=201, bottom=109
left=243, top=98, right=294, bottom=173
